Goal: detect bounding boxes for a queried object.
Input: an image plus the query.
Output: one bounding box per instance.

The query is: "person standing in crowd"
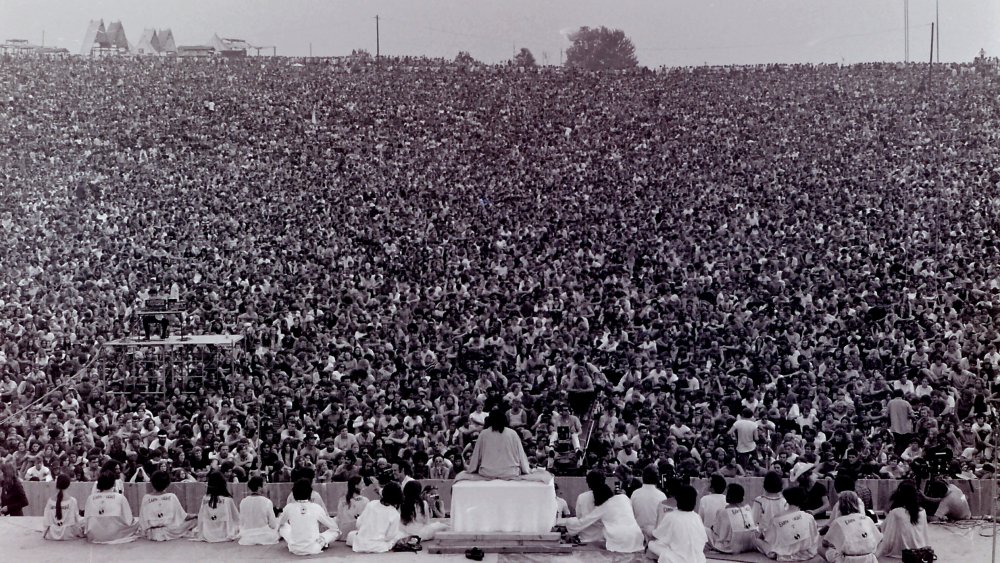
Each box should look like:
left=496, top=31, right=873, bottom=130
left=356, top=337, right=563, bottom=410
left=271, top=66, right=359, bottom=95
left=278, top=478, right=340, bottom=555
left=821, top=491, right=881, bottom=563
left=647, top=484, right=708, bottom=563
left=138, top=470, right=196, bottom=541
left=630, top=465, right=666, bottom=540
left=876, top=481, right=930, bottom=558
left=84, top=471, right=139, bottom=544
left=708, top=484, right=757, bottom=555
left=886, top=390, right=914, bottom=455
left=238, top=475, right=280, bottom=545
left=42, top=474, right=84, bottom=540
left=728, top=409, right=759, bottom=468
left=559, top=469, right=644, bottom=553
left=192, top=471, right=240, bottom=542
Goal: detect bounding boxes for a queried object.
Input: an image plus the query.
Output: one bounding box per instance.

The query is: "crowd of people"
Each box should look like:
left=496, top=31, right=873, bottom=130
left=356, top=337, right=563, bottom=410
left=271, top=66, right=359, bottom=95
left=0, top=54, right=999, bottom=499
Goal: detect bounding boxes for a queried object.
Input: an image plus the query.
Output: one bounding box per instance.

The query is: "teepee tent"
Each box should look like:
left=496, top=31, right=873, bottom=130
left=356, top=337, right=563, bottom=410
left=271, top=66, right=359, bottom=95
left=105, top=21, right=129, bottom=53
left=133, top=28, right=162, bottom=55
left=157, top=29, right=176, bottom=53
left=80, top=19, right=111, bottom=55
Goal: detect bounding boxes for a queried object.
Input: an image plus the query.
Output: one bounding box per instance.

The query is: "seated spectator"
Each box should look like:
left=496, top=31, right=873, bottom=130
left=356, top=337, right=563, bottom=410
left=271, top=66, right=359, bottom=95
left=42, top=474, right=84, bottom=540
left=877, top=481, right=930, bottom=558
left=924, top=479, right=972, bottom=522
left=278, top=478, right=340, bottom=555
left=560, top=469, right=644, bottom=553
left=238, top=475, right=280, bottom=546
left=334, top=475, right=370, bottom=539
left=192, top=471, right=240, bottom=542
left=138, top=470, right=197, bottom=541
left=821, top=491, right=880, bottom=563
left=25, top=455, right=53, bottom=482
left=630, top=465, right=666, bottom=540
left=348, top=481, right=406, bottom=553
left=708, top=484, right=758, bottom=555
left=753, top=486, right=819, bottom=561
left=751, top=471, right=788, bottom=540
left=399, top=481, right=449, bottom=541
left=697, top=473, right=728, bottom=532
left=84, top=470, right=139, bottom=544
left=647, top=484, right=708, bottom=563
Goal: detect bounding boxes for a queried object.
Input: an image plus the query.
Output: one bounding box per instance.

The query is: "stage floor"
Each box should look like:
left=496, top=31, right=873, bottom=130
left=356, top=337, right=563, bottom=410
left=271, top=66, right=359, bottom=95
left=0, top=518, right=993, bottom=562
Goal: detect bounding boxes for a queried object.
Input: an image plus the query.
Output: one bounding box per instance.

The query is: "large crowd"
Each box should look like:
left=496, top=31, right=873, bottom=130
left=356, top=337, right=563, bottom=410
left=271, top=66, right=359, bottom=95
left=1, top=55, right=999, bottom=501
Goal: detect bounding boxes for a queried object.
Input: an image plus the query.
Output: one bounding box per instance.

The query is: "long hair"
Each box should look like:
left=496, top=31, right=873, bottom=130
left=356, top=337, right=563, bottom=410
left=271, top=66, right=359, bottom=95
left=400, top=480, right=424, bottom=524
left=345, top=475, right=363, bottom=506
left=380, top=481, right=403, bottom=508
left=0, top=462, right=16, bottom=485
left=486, top=409, right=507, bottom=433
left=837, top=491, right=861, bottom=517
left=890, top=480, right=922, bottom=525
left=54, top=474, right=71, bottom=520
left=205, top=471, right=231, bottom=509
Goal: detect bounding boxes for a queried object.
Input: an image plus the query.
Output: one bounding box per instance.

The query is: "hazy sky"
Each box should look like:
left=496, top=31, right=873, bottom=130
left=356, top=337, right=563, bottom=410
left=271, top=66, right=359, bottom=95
left=2, top=0, right=997, bottom=66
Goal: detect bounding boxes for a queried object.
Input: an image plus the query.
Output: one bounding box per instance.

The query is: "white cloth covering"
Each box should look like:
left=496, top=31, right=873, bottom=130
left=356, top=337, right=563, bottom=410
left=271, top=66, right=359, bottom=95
left=709, top=504, right=758, bottom=554
left=647, top=509, right=707, bottom=563
left=192, top=496, right=240, bottom=542
left=347, top=501, right=406, bottom=553
left=562, top=494, right=644, bottom=553
left=138, top=492, right=196, bottom=541
left=84, top=491, right=139, bottom=544
left=451, top=479, right=557, bottom=533
left=42, top=495, right=84, bottom=540
left=630, top=484, right=666, bottom=539
left=278, top=500, right=339, bottom=555
left=238, top=494, right=280, bottom=546
left=824, top=513, right=881, bottom=563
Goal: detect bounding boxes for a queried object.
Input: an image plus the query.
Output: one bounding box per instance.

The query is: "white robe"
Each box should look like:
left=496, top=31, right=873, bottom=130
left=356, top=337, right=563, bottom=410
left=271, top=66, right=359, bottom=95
left=709, top=504, right=758, bottom=554
left=562, top=494, right=644, bottom=553
left=824, top=513, right=881, bottom=563
left=875, top=507, right=929, bottom=559
left=192, top=496, right=240, bottom=542
left=697, top=493, right=727, bottom=532
left=278, top=500, right=339, bottom=555
left=138, top=492, right=196, bottom=541
left=347, top=501, right=406, bottom=553
left=751, top=493, right=789, bottom=536
left=238, top=495, right=280, bottom=546
left=574, top=491, right=605, bottom=544
left=648, top=509, right=707, bottom=563
left=84, top=491, right=139, bottom=544
left=334, top=494, right=369, bottom=539
left=630, top=484, right=666, bottom=539
left=400, top=501, right=450, bottom=541
left=42, top=495, right=84, bottom=541
left=754, top=509, right=819, bottom=561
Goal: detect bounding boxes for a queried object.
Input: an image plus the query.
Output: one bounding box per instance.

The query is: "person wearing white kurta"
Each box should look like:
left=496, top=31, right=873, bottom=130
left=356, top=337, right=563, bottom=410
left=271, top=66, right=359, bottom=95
left=708, top=487, right=758, bottom=555
left=42, top=476, right=84, bottom=541
left=400, top=480, right=450, bottom=541
left=647, top=485, right=707, bottom=563
left=192, top=473, right=241, bottom=542
left=138, top=493, right=196, bottom=541
left=752, top=472, right=789, bottom=539
left=284, top=489, right=328, bottom=514
left=821, top=493, right=881, bottom=563
left=630, top=467, right=667, bottom=539
left=562, top=487, right=644, bottom=553
left=238, top=476, right=280, bottom=546
left=875, top=507, right=929, bottom=558
left=574, top=490, right=606, bottom=544
left=458, top=411, right=553, bottom=482
left=697, top=475, right=728, bottom=533
left=83, top=477, right=139, bottom=544
left=334, top=477, right=369, bottom=540
left=278, top=479, right=340, bottom=556
left=347, top=481, right=406, bottom=553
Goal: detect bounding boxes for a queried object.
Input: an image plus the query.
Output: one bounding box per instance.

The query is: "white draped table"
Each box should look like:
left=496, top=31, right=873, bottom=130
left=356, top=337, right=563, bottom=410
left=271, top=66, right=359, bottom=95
left=451, top=479, right=558, bottom=533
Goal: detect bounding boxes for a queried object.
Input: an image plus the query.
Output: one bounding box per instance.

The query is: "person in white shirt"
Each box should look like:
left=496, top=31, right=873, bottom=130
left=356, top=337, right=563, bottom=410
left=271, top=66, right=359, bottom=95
left=42, top=474, right=84, bottom=540
left=238, top=475, right=280, bottom=545
left=191, top=471, right=240, bottom=542
left=697, top=474, right=728, bottom=532
left=821, top=491, right=880, bottom=563
left=573, top=471, right=606, bottom=544
left=347, top=481, right=407, bottom=553
left=560, top=470, right=644, bottom=553
left=752, top=471, right=789, bottom=539
left=278, top=478, right=340, bottom=555
left=630, top=466, right=666, bottom=539
left=708, top=484, right=758, bottom=555
left=400, top=480, right=450, bottom=540
left=25, top=456, right=53, bottom=482
left=138, top=470, right=196, bottom=541
left=728, top=409, right=759, bottom=467
left=284, top=466, right=329, bottom=513
left=84, top=471, right=139, bottom=544
left=647, top=485, right=708, bottom=563
left=753, top=486, right=819, bottom=561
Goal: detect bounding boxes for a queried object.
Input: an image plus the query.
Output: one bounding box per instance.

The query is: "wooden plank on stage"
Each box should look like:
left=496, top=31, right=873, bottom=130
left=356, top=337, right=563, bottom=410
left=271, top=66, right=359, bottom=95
left=106, top=334, right=244, bottom=347
left=428, top=544, right=573, bottom=554
left=435, top=532, right=561, bottom=542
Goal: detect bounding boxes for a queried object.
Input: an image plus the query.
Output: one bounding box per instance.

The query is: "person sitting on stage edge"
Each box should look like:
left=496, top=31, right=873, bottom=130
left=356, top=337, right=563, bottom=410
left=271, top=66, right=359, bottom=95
left=753, top=486, right=820, bottom=561
left=191, top=471, right=240, bottom=542
left=821, top=491, right=881, bottom=563
left=348, top=481, right=407, bottom=553
left=646, top=484, right=708, bottom=563
left=138, top=470, right=197, bottom=541
left=84, top=470, right=139, bottom=544
left=42, top=474, right=84, bottom=541
left=456, top=409, right=552, bottom=482
left=278, top=478, right=340, bottom=555
left=561, top=469, right=644, bottom=553
left=238, top=475, right=280, bottom=546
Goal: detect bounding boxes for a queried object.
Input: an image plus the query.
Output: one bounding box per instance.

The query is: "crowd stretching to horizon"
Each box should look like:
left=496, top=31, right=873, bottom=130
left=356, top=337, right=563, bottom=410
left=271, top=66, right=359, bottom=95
left=1, top=54, right=1000, bottom=516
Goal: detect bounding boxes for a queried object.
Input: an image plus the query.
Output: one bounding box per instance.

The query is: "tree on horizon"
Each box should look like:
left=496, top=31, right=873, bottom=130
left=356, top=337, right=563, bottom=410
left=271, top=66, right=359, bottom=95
left=565, top=26, right=638, bottom=71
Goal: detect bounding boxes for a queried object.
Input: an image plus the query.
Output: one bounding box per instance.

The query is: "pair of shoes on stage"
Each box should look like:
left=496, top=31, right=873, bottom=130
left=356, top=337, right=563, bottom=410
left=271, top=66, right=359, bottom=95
left=465, top=547, right=485, bottom=561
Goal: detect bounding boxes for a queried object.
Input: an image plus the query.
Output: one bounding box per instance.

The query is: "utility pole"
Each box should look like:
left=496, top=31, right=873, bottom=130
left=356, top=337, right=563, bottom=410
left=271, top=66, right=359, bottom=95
left=41, top=29, right=44, bottom=47
left=375, top=15, right=380, bottom=63
left=904, top=0, right=909, bottom=62
left=936, top=0, right=940, bottom=63
left=309, top=42, right=312, bottom=58
left=929, top=23, right=934, bottom=65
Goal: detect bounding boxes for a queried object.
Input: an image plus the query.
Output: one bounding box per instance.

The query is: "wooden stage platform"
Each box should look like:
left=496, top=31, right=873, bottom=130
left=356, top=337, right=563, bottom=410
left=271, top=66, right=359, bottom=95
left=0, top=518, right=993, bottom=563
left=106, top=334, right=244, bottom=347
